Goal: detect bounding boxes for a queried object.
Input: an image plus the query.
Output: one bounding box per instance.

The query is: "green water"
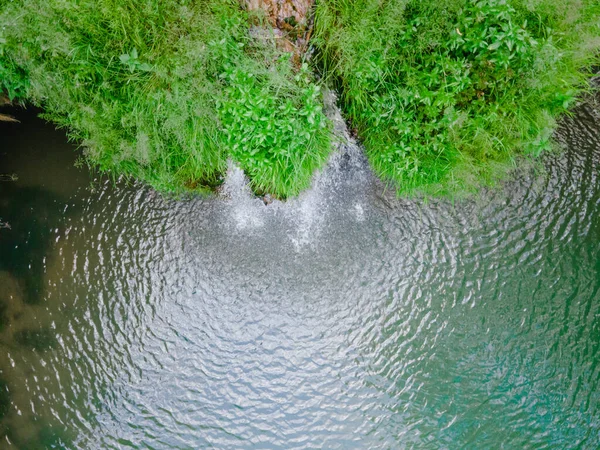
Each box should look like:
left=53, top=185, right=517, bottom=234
left=0, top=94, right=599, bottom=448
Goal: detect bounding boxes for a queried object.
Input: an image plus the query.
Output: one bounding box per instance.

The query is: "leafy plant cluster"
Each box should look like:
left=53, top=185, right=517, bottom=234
left=314, top=0, right=600, bottom=195
left=0, top=58, right=28, bottom=101
left=214, top=36, right=329, bottom=196
left=0, top=0, right=330, bottom=198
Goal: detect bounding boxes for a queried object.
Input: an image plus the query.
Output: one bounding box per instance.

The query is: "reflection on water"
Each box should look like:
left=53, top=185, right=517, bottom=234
left=0, top=108, right=87, bottom=448
left=0, top=182, right=65, bottom=305
left=0, top=90, right=599, bottom=448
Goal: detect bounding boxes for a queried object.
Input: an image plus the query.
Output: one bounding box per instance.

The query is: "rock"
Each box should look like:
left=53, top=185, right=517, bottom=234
left=0, top=113, right=18, bottom=122
left=262, top=193, right=274, bottom=205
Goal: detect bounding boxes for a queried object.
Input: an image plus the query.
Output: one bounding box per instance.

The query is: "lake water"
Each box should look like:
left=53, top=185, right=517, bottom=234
left=0, top=90, right=599, bottom=448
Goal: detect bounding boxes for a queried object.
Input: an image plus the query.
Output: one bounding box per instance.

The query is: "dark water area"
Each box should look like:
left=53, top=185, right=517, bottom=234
left=0, top=92, right=600, bottom=448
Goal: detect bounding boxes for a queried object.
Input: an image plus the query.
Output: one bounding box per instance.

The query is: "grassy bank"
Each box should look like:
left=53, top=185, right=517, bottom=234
left=314, top=0, right=600, bottom=195
left=0, top=0, right=330, bottom=198
left=1, top=0, right=599, bottom=197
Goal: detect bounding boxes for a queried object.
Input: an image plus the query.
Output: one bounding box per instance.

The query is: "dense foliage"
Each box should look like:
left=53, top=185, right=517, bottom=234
left=314, top=0, right=600, bottom=194
left=0, top=0, right=330, bottom=197
left=0, top=0, right=599, bottom=197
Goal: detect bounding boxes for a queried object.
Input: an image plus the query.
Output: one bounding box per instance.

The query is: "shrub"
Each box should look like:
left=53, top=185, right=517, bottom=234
left=0, top=0, right=331, bottom=197
left=314, top=0, right=600, bottom=195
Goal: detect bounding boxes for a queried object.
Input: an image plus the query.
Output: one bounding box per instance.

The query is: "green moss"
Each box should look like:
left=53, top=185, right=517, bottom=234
left=0, top=0, right=331, bottom=198
left=313, top=0, right=600, bottom=195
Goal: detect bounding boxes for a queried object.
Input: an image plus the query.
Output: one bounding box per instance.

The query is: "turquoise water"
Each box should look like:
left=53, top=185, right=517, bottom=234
left=0, top=92, right=599, bottom=448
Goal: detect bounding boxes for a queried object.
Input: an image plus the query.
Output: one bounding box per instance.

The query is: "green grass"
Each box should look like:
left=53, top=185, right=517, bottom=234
left=313, top=0, right=600, bottom=196
left=1, top=0, right=599, bottom=198
left=0, top=0, right=331, bottom=198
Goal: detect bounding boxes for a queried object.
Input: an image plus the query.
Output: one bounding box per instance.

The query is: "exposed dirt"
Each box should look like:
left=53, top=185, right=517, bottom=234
left=243, top=0, right=314, bottom=65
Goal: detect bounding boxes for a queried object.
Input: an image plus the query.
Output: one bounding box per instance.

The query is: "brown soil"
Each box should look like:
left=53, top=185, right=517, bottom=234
left=243, top=0, right=314, bottom=66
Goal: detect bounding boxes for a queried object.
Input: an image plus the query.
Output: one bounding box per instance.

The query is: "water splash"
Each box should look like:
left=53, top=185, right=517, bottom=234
left=219, top=162, right=266, bottom=231
left=219, top=90, right=373, bottom=249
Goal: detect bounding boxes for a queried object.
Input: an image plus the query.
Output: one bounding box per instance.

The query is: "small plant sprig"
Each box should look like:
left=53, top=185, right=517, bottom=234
left=119, top=48, right=152, bottom=73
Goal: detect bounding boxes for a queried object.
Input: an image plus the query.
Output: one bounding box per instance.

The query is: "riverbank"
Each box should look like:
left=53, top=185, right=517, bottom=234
left=1, top=0, right=599, bottom=197
left=0, top=0, right=330, bottom=198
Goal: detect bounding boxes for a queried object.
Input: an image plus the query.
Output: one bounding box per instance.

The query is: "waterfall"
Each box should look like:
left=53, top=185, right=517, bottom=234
left=219, top=89, right=373, bottom=249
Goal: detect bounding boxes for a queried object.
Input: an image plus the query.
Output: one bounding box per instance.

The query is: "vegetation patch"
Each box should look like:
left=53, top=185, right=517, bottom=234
left=0, top=0, right=330, bottom=198
left=313, top=0, right=600, bottom=195
left=1, top=0, right=599, bottom=197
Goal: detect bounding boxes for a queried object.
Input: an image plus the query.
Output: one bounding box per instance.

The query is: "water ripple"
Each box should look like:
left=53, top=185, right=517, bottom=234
left=0, top=92, right=600, bottom=448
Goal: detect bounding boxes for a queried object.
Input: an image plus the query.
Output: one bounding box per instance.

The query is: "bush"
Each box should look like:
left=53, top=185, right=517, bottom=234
left=314, top=0, right=600, bottom=195
left=0, top=0, right=331, bottom=198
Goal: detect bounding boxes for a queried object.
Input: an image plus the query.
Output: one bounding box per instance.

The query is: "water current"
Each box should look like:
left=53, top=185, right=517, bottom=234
left=0, top=88, right=600, bottom=448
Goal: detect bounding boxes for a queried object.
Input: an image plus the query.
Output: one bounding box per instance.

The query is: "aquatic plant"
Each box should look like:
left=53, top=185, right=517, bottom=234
left=313, top=0, right=600, bottom=195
